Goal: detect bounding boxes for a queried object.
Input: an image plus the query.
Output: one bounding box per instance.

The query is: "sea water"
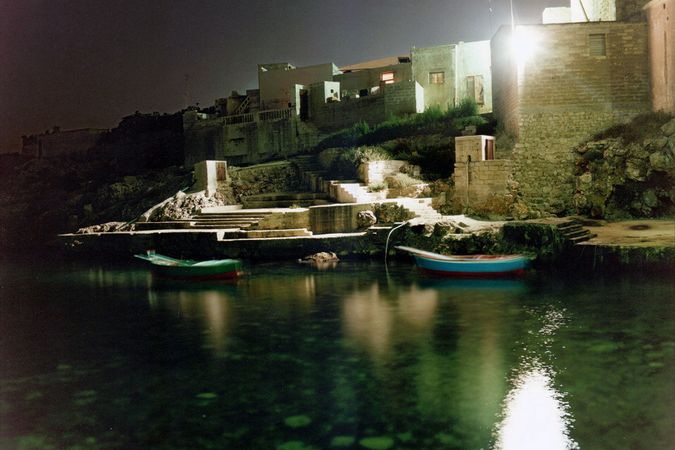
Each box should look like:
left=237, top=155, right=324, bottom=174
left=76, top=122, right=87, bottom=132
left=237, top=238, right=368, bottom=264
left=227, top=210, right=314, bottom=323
left=0, top=258, right=673, bottom=449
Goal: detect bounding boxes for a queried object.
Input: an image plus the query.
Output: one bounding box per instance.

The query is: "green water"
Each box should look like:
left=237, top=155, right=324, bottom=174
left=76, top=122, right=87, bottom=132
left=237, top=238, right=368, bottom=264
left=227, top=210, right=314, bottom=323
left=0, top=259, right=673, bottom=449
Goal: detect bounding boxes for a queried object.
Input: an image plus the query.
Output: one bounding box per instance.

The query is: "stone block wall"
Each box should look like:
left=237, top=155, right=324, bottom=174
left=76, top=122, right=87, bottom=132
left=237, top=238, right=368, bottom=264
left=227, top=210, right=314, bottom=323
left=383, top=81, right=424, bottom=117
left=309, top=203, right=373, bottom=234
left=184, top=116, right=322, bottom=166
left=452, top=160, right=515, bottom=214
left=311, top=95, right=386, bottom=131
left=492, top=22, right=651, bottom=214
left=309, top=81, right=420, bottom=132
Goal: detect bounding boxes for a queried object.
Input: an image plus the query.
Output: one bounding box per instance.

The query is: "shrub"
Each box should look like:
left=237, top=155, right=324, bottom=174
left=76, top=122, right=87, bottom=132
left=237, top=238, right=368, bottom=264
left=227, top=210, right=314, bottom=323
left=368, top=181, right=387, bottom=192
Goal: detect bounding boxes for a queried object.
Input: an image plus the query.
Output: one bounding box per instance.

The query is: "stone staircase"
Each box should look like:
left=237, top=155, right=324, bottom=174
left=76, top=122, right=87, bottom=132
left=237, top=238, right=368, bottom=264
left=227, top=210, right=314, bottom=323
left=395, top=198, right=444, bottom=223
left=134, top=209, right=273, bottom=231
left=241, top=192, right=330, bottom=208
left=292, top=155, right=328, bottom=193
left=557, top=219, right=596, bottom=244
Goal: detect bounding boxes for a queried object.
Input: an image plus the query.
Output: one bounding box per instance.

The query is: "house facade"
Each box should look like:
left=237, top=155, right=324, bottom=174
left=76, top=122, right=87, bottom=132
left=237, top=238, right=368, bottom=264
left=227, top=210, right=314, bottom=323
left=183, top=40, right=493, bottom=166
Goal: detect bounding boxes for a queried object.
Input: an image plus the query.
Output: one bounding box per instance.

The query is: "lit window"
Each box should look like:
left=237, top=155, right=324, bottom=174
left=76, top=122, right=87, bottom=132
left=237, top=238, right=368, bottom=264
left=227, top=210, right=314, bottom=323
left=589, top=34, right=606, bottom=57
left=429, top=71, right=445, bottom=84
left=380, top=71, right=395, bottom=84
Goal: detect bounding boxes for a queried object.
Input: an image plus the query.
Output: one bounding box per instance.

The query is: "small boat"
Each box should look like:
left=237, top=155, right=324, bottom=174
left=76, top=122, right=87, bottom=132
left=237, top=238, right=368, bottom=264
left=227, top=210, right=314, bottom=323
left=134, top=251, right=243, bottom=280
left=395, top=246, right=530, bottom=277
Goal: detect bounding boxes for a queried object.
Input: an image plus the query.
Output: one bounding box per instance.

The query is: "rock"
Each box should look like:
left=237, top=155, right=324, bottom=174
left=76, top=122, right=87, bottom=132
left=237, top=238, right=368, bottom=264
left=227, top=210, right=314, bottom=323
left=625, top=159, right=647, bottom=181
left=76, top=221, right=125, bottom=234
left=660, top=118, right=675, bottom=136
left=299, top=252, right=339, bottom=263
left=358, top=436, right=394, bottom=450
left=579, top=172, right=593, bottom=185
left=356, top=210, right=377, bottom=228
left=284, top=415, right=312, bottom=428
left=330, top=436, right=355, bottom=447
left=649, top=150, right=674, bottom=172
left=643, top=189, right=658, bottom=208
left=510, top=201, right=530, bottom=220
left=644, top=136, right=669, bottom=152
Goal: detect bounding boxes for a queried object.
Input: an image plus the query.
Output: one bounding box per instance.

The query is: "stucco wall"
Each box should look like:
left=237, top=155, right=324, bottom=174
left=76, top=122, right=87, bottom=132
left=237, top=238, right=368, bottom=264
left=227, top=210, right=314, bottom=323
left=570, top=0, right=617, bottom=21
left=411, top=44, right=456, bottom=110
left=336, top=63, right=412, bottom=97
left=492, top=22, right=651, bottom=214
left=258, top=63, right=338, bottom=110
left=455, top=41, right=493, bottom=114
left=646, top=0, right=675, bottom=112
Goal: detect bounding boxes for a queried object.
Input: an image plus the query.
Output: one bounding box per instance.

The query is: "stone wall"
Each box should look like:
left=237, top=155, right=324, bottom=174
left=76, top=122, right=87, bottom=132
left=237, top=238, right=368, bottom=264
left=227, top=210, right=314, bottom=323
left=184, top=114, right=322, bottom=166
left=310, top=81, right=420, bottom=131
left=309, top=203, right=373, bottom=234
left=452, top=160, right=515, bottom=215
left=24, top=128, right=106, bottom=158
left=492, top=22, right=651, bottom=215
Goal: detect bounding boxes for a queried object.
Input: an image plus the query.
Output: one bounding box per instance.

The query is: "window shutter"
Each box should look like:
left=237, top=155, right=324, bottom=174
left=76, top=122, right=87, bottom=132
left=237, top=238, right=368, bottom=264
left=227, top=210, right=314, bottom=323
left=589, top=34, right=607, bottom=56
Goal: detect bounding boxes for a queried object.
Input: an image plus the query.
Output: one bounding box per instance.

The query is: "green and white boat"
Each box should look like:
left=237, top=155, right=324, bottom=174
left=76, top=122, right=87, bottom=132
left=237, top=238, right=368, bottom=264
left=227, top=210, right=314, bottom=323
left=134, top=251, right=243, bottom=280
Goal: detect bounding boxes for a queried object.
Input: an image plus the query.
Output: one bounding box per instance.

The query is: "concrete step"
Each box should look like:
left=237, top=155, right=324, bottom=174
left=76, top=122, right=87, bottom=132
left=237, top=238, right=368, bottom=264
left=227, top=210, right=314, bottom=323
left=243, top=228, right=313, bottom=238
left=568, top=233, right=597, bottom=243
left=218, top=228, right=314, bottom=239
left=242, top=199, right=331, bottom=209
left=134, top=221, right=194, bottom=230
left=242, top=192, right=330, bottom=201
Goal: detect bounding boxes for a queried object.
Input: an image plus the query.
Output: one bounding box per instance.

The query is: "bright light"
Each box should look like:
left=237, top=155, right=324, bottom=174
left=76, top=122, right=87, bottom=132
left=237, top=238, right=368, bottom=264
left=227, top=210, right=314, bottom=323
left=494, top=364, right=578, bottom=450
left=511, top=28, right=539, bottom=65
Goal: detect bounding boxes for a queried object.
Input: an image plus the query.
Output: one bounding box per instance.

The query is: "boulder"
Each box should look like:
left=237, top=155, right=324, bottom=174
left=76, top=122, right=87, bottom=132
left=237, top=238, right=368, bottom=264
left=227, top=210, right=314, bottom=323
left=660, top=118, right=675, bottom=136
left=357, top=210, right=377, bottom=229
left=649, top=150, right=674, bottom=172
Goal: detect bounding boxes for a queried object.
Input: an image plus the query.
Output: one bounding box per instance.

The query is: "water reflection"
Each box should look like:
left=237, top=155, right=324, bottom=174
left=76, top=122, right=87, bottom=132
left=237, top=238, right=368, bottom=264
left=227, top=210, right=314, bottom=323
left=494, top=305, right=578, bottom=450
left=341, top=283, right=439, bottom=361
left=495, top=363, right=578, bottom=450
left=147, top=289, right=233, bottom=357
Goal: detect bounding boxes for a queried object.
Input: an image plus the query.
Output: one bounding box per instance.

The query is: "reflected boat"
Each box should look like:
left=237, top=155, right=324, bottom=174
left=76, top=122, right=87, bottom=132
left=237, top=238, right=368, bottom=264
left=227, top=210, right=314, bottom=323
left=416, top=277, right=527, bottom=294
left=396, top=246, right=531, bottom=277
left=134, top=251, right=243, bottom=281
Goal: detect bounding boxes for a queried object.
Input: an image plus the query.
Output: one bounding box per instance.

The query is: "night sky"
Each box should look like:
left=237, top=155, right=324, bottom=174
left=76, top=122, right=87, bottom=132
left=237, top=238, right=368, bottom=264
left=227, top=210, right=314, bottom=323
left=0, top=0, right=565, bottom=153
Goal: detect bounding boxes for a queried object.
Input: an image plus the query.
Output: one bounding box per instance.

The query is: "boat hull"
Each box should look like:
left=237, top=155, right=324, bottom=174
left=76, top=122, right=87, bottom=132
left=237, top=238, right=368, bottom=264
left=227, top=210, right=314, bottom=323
left=396, top=246, right=530, bottom=277
left=135, top=253, right=243, bottom=280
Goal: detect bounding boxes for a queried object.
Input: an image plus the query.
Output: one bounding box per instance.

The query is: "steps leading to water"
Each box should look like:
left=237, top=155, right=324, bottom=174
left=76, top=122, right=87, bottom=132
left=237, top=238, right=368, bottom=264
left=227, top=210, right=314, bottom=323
left=557, top=219, right=596, bottom=244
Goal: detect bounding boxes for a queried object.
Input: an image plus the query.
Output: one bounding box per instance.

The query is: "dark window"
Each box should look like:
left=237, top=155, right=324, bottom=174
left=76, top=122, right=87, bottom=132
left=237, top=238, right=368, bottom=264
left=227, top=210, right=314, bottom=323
left=589, top=34, right=607, bottom=57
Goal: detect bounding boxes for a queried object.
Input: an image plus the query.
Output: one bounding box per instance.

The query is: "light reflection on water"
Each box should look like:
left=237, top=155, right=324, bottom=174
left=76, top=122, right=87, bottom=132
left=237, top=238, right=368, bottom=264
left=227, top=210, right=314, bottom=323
left=494, top=305, right=578, bottom=450
left=0, top=260, right=673, bottom=449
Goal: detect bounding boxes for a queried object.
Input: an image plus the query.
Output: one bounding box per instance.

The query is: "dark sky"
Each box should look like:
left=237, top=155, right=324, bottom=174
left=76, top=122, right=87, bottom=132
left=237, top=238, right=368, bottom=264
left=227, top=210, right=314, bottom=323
left=0, top=0, right=565, bottom=153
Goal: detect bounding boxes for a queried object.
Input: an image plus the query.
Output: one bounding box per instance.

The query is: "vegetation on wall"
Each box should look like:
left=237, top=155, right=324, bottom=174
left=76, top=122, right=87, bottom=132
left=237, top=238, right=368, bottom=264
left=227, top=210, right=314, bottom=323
left=574, top=113, right=675, bottom=219
left=314, top=100, right=493, bottom=179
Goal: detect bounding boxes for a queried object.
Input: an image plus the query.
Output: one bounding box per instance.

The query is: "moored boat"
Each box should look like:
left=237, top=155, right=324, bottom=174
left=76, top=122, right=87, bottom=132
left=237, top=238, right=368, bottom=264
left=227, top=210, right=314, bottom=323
left=134, top=251, right=243, bottom=280
left=395, top=246, right=531, bottom=277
